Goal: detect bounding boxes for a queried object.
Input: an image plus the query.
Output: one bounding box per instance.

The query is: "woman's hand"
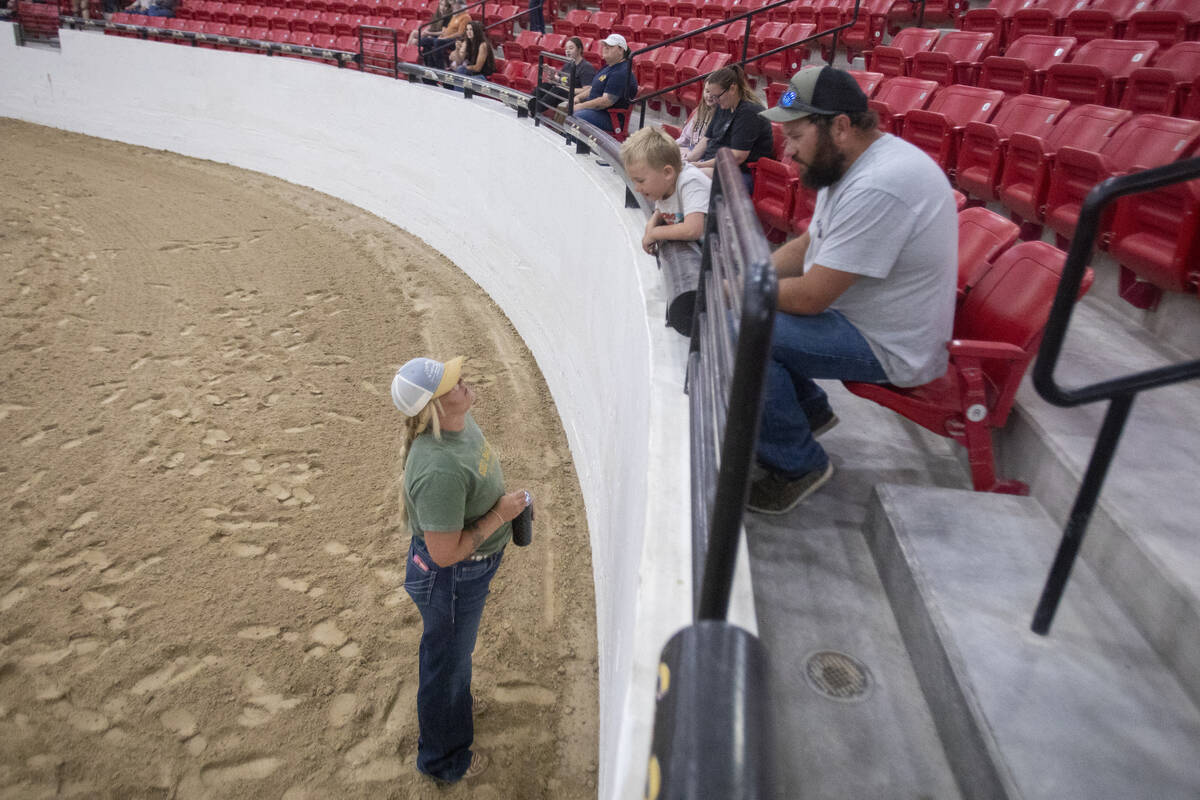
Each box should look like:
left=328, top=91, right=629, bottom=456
left=493, top=489, right=530, bottom=522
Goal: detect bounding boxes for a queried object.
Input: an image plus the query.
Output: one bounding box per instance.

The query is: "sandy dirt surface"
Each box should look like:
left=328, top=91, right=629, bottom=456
left=0, top=118, right=598, bottom=799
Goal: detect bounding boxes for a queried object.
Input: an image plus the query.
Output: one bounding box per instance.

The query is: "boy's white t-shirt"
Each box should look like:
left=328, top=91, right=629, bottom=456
left=654, top=163, right=712, bottom=228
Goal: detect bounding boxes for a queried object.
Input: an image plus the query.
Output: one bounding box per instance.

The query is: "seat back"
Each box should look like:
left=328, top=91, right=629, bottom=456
left=985, top=91, right=1070, bottom=139
left=955, top=240, right=1072, bottom=420
left=867, top=26, right=940, bottom=77
left=1043, top=36, right=1158, bottom=105
left=868, top=76, right=939, bottom=133
left=1009, top=0, right=1088, bottom=40
left=848, top=69, right=885, bottom=98
left=957, top=206, right=1021, bottom=295
left=924, top=84, right=1006, bottom=128
left=979, top=33, right=1075, bottom=94
left=1120, top=43, right=1200, bottom=114
left=1063, top=0, right=1144, bottom=43
left=1127, top=0, right=1198, bottom=49
left=911, top=30, right=996, bottom=85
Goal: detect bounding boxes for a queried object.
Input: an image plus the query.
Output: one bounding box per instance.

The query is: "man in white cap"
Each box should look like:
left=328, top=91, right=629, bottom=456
left=746, top=66, right=957, bottom=514
left=571, top=32, right=637, bottom=132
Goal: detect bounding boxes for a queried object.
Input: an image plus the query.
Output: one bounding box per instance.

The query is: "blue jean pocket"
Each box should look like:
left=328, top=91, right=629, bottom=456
left=404, top=545, right=438, bottom=606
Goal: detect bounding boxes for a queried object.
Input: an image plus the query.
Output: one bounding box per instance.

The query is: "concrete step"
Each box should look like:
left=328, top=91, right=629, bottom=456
left=867, top=484, right=1200, bottom=800
left=745, top=390, right=968, bottom=800
left=997, top=295, right=1200, bottom=706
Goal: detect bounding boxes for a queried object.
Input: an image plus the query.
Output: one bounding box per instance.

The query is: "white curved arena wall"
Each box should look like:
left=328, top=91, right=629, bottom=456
left=0, top=27, right=756, bottom=798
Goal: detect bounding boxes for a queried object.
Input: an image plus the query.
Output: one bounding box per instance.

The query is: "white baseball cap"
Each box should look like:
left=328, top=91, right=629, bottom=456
left=390, top=356, right=464, bottom=416
left=602, top=33, right=628, bottom=49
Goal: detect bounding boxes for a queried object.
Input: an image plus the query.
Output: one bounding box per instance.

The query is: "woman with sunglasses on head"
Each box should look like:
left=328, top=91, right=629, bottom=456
left=390, top=355, right=530, bottom=784
left=686, top=64, right=775, bottom=192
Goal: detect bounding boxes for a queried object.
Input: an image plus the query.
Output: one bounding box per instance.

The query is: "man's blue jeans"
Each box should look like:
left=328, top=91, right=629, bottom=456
left=404, top=536, right=503, bottom=782
left=574, top=107, right=613, bottom=131
left=757, top=309, right=888, bottom=477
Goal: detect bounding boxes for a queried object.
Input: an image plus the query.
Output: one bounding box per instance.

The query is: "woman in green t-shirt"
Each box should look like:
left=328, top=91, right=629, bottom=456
left=390, top=355, right=530, bottom=784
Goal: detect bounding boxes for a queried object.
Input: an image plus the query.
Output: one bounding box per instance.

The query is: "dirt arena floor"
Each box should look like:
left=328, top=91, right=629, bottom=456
left=0, top=118, right=598, bottom=799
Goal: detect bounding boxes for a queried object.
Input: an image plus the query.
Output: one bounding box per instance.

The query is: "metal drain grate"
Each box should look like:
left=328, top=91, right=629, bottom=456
left=804, top=650, right=872, bottom=702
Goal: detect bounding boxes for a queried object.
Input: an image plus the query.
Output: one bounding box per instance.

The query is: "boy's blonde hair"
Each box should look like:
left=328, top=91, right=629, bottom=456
left=620, top=127, right=683, bottom=172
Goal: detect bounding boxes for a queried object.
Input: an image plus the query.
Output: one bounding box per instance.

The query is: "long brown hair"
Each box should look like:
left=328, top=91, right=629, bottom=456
left=464, top=21, right=495, bottom=74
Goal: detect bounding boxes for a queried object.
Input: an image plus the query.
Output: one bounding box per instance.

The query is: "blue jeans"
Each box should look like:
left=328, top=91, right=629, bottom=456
left=757, top=309, right=888, bottom=477
left=575, top=107, right=613, bottom=131
left=404, top=536, right=504, bottom=782
left=528, top=0, right=544, bottom=33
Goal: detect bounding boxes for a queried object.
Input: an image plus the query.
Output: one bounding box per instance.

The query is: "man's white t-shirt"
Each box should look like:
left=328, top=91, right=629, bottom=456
left=655, top=163, right=711, bottom=228
left=804, top=133, right=957, bottom=386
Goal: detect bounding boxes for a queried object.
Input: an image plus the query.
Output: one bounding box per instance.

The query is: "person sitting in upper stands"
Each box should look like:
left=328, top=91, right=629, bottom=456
left=124, top=0, right=175, bottom=16
left=409, top=0, right=453, bottom=44
left=745, top=66, right=957, bottom=514
left=526, top=37, right=596, bottom=117
left=675, top=91, right=717, bottom=162
left=686, top=65, right=774, bottom=192
left=621, top=127, right=712, bottom=256
left=570, top=33, right=637, bottom=134
left=413, top=0, right=471, bottom=70
left=451, top=22, right=495, bottom=78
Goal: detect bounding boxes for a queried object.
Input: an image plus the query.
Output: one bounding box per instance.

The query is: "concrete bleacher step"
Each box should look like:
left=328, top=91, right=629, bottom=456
left=866, top=484, right=1200, bottom=800
left=996, top=294, right=1200, bottom=708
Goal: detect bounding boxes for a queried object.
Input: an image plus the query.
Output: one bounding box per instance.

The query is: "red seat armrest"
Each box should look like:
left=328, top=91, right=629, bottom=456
left=948, top=339, right=1026, bottom=360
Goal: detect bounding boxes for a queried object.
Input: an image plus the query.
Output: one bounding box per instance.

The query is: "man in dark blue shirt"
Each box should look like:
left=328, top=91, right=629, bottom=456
left=572, top=33, right=638, bottom=133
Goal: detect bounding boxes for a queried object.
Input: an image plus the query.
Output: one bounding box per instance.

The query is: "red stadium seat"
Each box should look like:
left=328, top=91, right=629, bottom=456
left=959, top=0, right=1038, bottom=54
left=789, top=183, right=817, bottom=233
left=1042, top=38, right=1159, bottom=106
left=270, top=7, right=301, bottom=30
left=642, top=15, right=681, bottom=47
left=557, top=9, right=590, bottom=37
left=607, top=108, right=632, bottom=141
left=1062, top=0, right=1144, bottom=44
left=997, top=103, right=1130, bottom=235
left=678, top=16, right=712, bottom=38
left=659, top=47, right=706, bottom=109
left=841, top=0, right=892, bottom=63
left=887, top=0, right=965, bottom=30
left=748, top=21, right=788, bottom=59
left=621, top=0, right=650, bottom=17
left=849, top=69, right=885, bottom=98
left=752, top=156, right=798, bottom=240
left=677, top=51, right=731, bottom=110
left=866, top=27, right=940, bottom=78
left=1008, top=0, right=1089, bottom=41
left=766, top=81, right=788, bottom=107
left=508, top=30, right=541, bottom=63
left=845, top=241, right=1093, bottom=494
left=977, top=34, right=1076, bottom=95
left=901, top=85, right=1005, bottom=176
left=1043, top=113, right=1200, bottom=249
left=957, top=93, right=1069, bottom=202
left=765, top=0, right=798, bottom=24
left=956, top=206, right=1021, bottom=297
left=1126, top=0, right=1200, bottom=50
left=647, top=0, right=672, bottom=17
left=637, top=45, right=683, bottom=97
left=613, top=13, right=652, bottom=43
left=911, top=30, right=997, bottom=87
left=868, top=75, right=939, bottom=135
left=1108, top=174, right=1200, bottom=308
left=1120, top=41, right=1200, bottom=116
left=698, top=0, right=733, bottom=19
left=577, top=11, right=617, bottom=42
left=757, top=22, right=814, bottom=82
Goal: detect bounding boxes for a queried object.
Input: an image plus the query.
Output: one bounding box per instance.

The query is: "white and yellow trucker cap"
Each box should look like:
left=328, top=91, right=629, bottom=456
left=390, top=356, right=464, bottom=416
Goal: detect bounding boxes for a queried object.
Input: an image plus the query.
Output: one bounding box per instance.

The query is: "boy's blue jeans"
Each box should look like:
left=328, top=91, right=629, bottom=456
left=756, top=309, right=888, bottom=477
left=404, top=536, right=503, bottom=782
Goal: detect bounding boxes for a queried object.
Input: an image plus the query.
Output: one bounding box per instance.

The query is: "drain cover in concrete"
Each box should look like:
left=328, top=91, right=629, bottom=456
left=804, top=650, right=872, bottom=702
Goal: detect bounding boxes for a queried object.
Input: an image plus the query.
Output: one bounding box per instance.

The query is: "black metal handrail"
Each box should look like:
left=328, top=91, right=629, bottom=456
left=688, top=149, right=777, bottom=620
left=1030, top=156, right=1200, bottom=636
left=626, top=0, right=866, bottom=129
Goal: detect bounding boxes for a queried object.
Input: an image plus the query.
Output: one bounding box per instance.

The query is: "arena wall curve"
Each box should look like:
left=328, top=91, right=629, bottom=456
left=1, top=26, right=760, bottom=798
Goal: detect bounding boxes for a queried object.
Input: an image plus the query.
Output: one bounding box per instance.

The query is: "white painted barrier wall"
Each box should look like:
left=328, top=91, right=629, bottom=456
left=0, top=27, right=756, bottom=798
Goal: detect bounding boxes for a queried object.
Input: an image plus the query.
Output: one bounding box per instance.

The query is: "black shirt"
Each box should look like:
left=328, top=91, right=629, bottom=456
left=703, top=99, right=775, bottom=173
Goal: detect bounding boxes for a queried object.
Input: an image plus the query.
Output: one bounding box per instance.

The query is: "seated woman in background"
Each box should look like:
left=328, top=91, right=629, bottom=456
left=412, top=0, right=470, bottom=70
left=676, top=91, right=717, bottom=162
left=686, top=64, right=774, bottom=192
left=570, top=33, right=638, bottom=133
left=526, top=37, right=597, bottom=116
left=451, top=22, right=495, bottom=78
left=124, top=0, right=176, bottom=16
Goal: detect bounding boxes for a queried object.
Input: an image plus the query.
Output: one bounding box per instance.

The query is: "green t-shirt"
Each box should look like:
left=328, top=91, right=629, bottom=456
left=403, top=412, right=511, bottom=557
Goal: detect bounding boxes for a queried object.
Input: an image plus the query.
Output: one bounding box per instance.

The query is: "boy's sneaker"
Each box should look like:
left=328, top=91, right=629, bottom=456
left=463, top=749, right=490, bottom=780
left=808, top=407, right=839, bottom=438
left=746, top=462, right=834, bottom=515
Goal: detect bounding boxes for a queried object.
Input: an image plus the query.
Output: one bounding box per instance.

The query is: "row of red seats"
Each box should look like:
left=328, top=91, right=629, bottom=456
left=750, top=72, right=1200, bottom=308
left=868, top=29, right=1199, bottom=112
left=961, top=0, right=1200, bottom=52
left=174, top=0, right=433, bottom=16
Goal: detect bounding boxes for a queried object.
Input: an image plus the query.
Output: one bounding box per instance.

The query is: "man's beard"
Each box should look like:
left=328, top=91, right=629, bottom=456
left=799, top=126, right=847, bottom=190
